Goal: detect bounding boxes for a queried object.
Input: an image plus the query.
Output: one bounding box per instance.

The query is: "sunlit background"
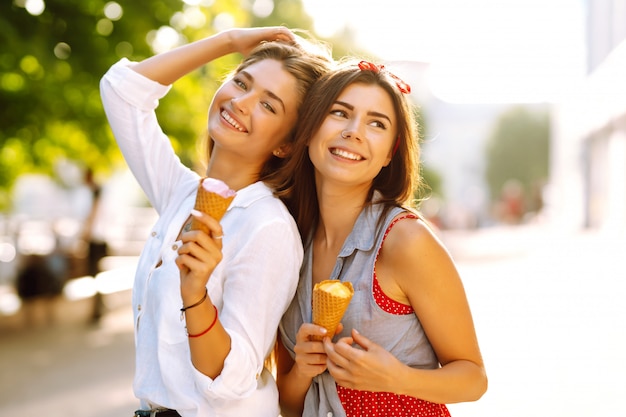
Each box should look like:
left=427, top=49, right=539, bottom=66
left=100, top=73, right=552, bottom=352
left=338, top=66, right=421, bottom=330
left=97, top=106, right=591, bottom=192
left=1, top=1, right=625, bottom=416
left=304, top=0, right=587, bottom=104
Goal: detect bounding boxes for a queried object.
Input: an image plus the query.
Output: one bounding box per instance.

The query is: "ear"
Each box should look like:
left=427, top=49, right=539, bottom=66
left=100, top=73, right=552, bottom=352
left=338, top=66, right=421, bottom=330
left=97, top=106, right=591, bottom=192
left=272, top=143, right=293, bottom=159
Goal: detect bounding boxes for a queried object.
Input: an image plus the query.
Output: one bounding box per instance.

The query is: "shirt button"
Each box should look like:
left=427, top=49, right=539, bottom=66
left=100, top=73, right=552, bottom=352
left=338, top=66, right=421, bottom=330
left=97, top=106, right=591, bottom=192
left=172, top=244, right=178, bottom=250
left=151, top=231, right=157, bottom=237
left=327, top=413, right=333, bottom=417
left=137, top=304, right=142, bottom=311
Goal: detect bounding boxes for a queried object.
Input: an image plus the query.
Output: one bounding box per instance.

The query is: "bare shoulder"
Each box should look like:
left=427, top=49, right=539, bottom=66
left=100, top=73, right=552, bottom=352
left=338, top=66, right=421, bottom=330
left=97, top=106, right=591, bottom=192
left=380, top=213, right=459, bottom=291
left=382, top=214, right=448, bottom=258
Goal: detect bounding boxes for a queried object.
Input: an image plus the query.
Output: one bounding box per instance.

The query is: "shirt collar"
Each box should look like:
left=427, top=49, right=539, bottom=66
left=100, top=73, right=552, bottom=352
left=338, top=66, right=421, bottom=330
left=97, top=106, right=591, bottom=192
left=337, top=199, right=385, bottom=258
left=230, top=181, right=273, bottom=209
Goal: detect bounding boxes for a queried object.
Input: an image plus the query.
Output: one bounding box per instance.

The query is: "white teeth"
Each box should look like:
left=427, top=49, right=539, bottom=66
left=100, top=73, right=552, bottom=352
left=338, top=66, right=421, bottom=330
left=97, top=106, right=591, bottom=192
left=331, top=148, right=363, bottom=161
left=221, top=110, right=245, bottom=132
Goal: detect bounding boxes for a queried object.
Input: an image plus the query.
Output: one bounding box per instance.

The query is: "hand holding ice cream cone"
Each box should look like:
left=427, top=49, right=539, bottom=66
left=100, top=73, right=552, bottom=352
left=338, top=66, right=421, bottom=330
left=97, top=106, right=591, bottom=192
left=312, top=280, right=354, bottom=341
left=189, top=177, right=236, bottom=234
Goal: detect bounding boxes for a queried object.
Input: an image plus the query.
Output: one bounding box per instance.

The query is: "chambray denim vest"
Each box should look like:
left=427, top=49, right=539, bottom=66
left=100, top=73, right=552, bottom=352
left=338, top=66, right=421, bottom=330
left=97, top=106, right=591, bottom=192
left=279, top=202, right=439, bottom=417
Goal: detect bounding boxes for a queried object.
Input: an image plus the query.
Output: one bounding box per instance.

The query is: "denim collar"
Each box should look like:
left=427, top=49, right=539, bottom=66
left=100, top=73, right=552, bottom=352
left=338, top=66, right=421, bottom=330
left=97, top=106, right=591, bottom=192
left=338, top=197, right=386, bottom=258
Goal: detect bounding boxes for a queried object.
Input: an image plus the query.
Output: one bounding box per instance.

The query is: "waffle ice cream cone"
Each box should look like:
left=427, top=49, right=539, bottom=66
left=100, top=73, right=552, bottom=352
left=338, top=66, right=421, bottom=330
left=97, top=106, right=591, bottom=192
left=189, top=178, right=236, bottom=233
left=312, top=280, right=354, bottom=341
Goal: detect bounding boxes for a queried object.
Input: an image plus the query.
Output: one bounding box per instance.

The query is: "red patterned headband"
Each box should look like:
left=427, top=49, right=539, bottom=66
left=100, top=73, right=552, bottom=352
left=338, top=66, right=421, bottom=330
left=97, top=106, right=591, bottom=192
left=357, top=60, right=411, bottom=94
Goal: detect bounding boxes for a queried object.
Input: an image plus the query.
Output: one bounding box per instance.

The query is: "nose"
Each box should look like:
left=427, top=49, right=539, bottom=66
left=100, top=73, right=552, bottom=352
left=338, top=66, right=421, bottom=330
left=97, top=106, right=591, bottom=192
left=340, top=123, right=363, bottom=141
left=231, top=94, right=252, bottom=115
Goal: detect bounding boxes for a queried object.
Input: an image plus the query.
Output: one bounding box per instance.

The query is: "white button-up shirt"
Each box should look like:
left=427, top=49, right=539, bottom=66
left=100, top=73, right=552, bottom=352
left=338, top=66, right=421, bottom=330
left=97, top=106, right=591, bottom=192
left=100, top=59, right=303, bottom=417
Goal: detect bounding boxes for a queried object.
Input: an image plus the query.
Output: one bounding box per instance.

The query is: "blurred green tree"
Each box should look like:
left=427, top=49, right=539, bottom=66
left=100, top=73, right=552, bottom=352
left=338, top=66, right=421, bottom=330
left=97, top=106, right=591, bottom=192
left=484, top=105, right=550, bottom=213
left=0, top=0, right=429, bottom=214
left=0, top=0, right=187, bottom=210
left=0, top=0, right=326, bottom=211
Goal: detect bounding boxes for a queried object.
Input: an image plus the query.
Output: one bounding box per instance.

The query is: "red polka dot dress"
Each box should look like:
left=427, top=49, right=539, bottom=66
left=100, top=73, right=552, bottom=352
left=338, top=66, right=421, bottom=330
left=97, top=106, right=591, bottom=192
left=336, top=214, right=451, bottom=417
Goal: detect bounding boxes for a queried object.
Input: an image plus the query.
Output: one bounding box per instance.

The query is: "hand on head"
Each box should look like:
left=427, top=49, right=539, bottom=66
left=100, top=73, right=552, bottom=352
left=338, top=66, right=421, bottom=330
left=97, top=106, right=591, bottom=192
left=227, top=26, right=296, bottom=56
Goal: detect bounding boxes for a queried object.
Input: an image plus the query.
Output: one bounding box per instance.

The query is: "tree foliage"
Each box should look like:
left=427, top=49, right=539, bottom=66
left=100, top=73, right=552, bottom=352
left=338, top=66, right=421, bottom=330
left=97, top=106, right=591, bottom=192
left=0, top=0, right=329, bottom=211
left=0, top=0, right=431, bottom=213
left=484, top=105, right=550, bottom=209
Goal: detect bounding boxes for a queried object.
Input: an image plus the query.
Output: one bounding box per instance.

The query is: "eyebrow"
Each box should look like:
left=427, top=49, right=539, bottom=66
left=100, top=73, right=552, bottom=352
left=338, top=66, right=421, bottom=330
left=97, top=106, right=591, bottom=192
left=335, top=100, right=393, bottom=125
left=239, top=70, right=286, bottom=113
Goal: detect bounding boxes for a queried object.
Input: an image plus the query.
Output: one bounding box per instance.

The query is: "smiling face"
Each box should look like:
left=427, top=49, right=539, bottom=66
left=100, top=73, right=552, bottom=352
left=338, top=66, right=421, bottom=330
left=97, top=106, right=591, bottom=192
left=308, top=82, right=397, bottom=191
left=207, top=59, right=300, bottom=164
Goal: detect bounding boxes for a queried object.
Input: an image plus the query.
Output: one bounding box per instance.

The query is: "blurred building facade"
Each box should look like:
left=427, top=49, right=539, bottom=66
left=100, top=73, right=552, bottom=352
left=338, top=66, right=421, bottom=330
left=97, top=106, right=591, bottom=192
left=551, top=0, right=626, bottom=233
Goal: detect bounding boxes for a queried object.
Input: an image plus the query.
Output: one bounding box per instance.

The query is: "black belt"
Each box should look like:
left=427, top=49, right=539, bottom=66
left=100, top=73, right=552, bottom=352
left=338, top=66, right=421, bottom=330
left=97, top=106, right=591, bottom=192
left=134, top=409, right=181, bottom=417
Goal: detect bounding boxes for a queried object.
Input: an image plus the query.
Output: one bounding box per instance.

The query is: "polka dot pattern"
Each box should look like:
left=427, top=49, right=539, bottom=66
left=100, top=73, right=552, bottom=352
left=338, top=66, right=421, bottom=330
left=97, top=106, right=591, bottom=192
left=337, top=388, right=451, bottom=417
left=337, top=213, right=451, bottom=416
left=373, top=272, right=414, bottom=315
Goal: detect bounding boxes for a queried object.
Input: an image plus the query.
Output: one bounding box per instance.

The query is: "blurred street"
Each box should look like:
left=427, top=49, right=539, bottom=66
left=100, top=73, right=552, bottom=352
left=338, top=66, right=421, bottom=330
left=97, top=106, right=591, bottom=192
left=1, top=225, right=625, bottom=417
left=0, top=291, right=136, bottom=417
left=445, top=225, right=626, bottom=417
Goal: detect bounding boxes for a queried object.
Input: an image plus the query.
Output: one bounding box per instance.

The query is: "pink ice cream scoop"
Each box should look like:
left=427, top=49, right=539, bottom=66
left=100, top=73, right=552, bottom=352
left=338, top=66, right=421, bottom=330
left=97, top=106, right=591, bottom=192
left=189, top=178, right=236, bottom=232
left=200, top=178, right=237, bottom=198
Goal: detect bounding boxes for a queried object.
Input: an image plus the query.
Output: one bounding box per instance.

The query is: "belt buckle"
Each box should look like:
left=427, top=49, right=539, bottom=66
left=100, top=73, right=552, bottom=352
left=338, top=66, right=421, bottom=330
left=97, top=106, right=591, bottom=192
left=151, top=408, right=168, bottom=417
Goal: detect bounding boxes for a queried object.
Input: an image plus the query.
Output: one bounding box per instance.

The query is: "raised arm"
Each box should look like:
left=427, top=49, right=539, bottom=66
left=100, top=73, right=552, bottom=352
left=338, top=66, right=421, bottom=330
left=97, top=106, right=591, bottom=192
left=132, top=27, right=296, bottom=85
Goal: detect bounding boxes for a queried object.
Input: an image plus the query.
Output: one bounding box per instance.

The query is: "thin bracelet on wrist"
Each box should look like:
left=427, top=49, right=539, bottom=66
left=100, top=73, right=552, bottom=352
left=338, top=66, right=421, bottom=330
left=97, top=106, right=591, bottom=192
left=187, top=305, right=218, bottom=338
left=180, top=288, right=208, bottom=321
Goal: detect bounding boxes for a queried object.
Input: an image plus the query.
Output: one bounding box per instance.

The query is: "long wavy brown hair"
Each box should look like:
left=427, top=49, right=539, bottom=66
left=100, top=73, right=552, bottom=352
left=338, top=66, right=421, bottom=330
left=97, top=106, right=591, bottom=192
left=270, top=60, right=423, bottom=241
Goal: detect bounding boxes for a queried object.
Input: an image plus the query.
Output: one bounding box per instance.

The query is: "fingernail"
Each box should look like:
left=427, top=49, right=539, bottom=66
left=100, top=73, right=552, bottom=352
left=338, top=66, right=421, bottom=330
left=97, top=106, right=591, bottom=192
left=190, top=209, right=202, bottom=217
left=353, top=329, right=359, bottom=335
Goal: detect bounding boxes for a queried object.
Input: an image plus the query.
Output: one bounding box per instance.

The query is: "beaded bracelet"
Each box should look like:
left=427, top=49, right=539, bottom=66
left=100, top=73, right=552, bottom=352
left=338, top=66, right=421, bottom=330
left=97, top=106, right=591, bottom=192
left=187, top=305, right=218, bottom=338
left=179, top=289, right=208, bottom=321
